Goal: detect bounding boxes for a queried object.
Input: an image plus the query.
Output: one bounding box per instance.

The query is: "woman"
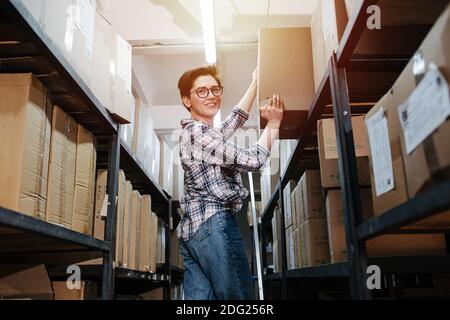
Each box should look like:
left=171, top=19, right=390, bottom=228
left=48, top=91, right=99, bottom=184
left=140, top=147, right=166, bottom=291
left=177, top=65, right=283, bottom=300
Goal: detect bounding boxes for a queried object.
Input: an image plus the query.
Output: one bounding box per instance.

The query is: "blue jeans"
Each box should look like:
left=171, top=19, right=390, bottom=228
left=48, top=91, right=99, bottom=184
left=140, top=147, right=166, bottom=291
left=179, top=211, right=255, bottom=300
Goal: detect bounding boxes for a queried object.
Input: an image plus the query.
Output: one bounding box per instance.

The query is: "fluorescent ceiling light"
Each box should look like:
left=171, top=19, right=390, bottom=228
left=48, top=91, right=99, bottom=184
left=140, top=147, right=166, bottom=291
left=200, top=0, right=217, bottom=64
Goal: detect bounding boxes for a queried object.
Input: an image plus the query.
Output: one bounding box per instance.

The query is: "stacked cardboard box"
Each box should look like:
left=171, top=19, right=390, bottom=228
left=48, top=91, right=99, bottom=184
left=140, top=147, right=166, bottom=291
left=0, top=265, right=54, bottom=300
left=156, top=220, right=166, bottom=265
left=258, top=27, right=315, bottom=139
left=45, top=105, right=78, bottom=229
left=0, top=73, right=52, bottom=220
left=247, top=201, right=262, bottom=228
left=364, top=4, right=450, bottom=228
left=271, top=207, right=282, bottom=273
left=121, top=181, right=133, bottom=268
left=391, top=4, right=450, bottom=199
left=93, top=169, right=108, bottom=241
left=317, top=116, right=371, bottom=189
left=135, top=99, right=160, bottom=182
left=129, top=191, right=142, bottom=270
left=73, top=125, right=96, bottom=234
left=280, top=139, right=297, bottom=176
left=282, top=180, right=296, bottom=229
left=149, top=211, right=158, bottom=273
left=311, top=0, right=348, bottom=91
left=326, top=189, right=447, bottom=262
left=294, top=171, right=330, bottom=268
left=52, top=281, right=97, bottom=300
left=115, top=170, right=127, bottom=266
left=23, top=0, right=134, bottom=123
left=171, top=230, right=184, bottom=269
left=159, top=139, right=174, bottom=196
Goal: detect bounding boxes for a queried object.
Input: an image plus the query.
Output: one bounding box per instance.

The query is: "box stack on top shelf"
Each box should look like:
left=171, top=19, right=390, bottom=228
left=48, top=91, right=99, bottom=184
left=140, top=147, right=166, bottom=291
left=257, top=0, right=450, bottom=300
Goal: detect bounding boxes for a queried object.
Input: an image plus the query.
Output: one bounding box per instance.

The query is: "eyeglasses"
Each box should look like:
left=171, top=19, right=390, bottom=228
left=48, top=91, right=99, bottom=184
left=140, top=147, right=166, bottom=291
left=190, top=86, right=223, bottom=98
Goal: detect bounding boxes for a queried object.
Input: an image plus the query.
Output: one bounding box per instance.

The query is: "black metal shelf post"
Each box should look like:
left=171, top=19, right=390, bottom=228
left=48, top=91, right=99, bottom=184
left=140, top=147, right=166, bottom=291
left=329, top=53, right=371, bottom=300
left=101, top=129, right=121, bottom=300
left=164, top=198, right=173, bottom=300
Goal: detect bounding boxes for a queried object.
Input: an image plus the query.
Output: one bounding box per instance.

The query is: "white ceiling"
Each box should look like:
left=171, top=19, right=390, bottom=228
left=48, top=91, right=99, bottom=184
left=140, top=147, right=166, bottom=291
left=98, top=0, right=318, bottom=133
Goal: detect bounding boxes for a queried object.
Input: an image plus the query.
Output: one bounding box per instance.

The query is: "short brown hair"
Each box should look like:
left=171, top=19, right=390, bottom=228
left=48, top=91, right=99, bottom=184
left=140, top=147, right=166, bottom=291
left=178, top=65, right=222, bottom=108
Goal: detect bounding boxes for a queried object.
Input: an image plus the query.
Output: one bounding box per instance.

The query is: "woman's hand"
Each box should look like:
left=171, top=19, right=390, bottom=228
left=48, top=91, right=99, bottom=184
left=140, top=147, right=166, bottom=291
left=260, top=94, right=284, bottom=126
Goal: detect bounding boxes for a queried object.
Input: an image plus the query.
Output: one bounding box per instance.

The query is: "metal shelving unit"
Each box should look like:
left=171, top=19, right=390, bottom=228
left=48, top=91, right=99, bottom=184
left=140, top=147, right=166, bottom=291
left=258, top=0, right=450, bottom=300
left=0, top=0, right=182, bottom=300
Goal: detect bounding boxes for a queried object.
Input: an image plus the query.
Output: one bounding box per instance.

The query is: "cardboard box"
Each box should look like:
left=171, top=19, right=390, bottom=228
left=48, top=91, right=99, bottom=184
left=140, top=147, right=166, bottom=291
left=149, top=212, right=158, bottom=273
left=293, top=227, right=302, bottom=269
left=0, top=265, right=53, bottom=300
left=286, top=226, right=297, bottom=270
left=139, top=288, right=164, bottom=300
left=292, top=183, right=303, bottom=228
left=390, top=5, right=450, bottom=198
left=72, top=124, right=96, bottom=235
left=247, top=200, right=262, bottom=228
left=326, top=188, right=374, bottom=262
left=156, top=220, right=166, bottom=264
left=273, top=240, right=283, bottom=273
left=93, top=169, right=107, bottom=240
left=258, top=27, right=315, bottom=139
left=283, top=180, right=296, bottom=229
left=52, top=281, right=97, bottom=300
left=46, top=105, right=78, bottom=229
left=317, top=116, right=371, bottom=188
left=139, top=195, right=152, bottom=272
left=299, top=219, right=330, bottom=267
left=42, top=0, right=95, bottom=87
left=280, top=139, right=297, bottom=176
left=299, top=170, right=326, bottom=222
left=271, top=206, right=282, bottom=243
left=111, top=33, right=134, bottom=124
left=115, top=170, right=127, bottom=266
left=135, top=100, right=156, bottom=177
left=290, top=186, right=298, bottom=229
left=365, top=91, right=409, bottom=216
left=0, top=73, right=52, bottom=219
left=121, top=181, right=133, bottom=268
left=326, top=189, right=447, bottom=262
left=311, top=0, right=348, bottom=91
left=41, top=0, right=73, bottom=58
left=19, top=0, right=45, bottom=24
left=91, top=10, right=115, bottom=113
left=128, top=190, right=141, bottom=270
left=159, top=139, right=174, bottom=196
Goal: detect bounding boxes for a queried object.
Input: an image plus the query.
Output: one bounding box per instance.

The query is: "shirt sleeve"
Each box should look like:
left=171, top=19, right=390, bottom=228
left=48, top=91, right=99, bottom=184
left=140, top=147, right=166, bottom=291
left=219, top=106, right=249, bottom=139
left=187, top=122, right=270, bottom=172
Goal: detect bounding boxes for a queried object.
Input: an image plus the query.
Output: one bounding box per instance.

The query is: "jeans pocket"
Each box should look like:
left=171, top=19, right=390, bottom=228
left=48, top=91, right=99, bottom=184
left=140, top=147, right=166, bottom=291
left=193, top=218, right=212, bottom=241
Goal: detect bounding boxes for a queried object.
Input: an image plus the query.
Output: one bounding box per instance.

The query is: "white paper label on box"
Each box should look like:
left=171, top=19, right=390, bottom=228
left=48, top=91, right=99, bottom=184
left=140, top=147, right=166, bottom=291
left=100, top=197, right=108, bottom=217
left=365, top=108, right=395, bottom=196
left=76, top=0, right=96, bottom=58
left=117, top=35, right=132, bottom=94
left=398, top=66, right=450, bottom=154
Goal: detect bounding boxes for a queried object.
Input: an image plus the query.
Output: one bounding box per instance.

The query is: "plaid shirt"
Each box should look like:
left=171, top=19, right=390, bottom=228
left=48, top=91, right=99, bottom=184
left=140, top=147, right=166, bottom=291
left=177, top=106, right=270, bottom=240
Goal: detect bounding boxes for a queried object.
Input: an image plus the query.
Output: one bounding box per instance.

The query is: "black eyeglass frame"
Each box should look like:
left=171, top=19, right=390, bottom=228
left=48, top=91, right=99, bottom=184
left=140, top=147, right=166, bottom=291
left=189, top=86, right=224, bottom=98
